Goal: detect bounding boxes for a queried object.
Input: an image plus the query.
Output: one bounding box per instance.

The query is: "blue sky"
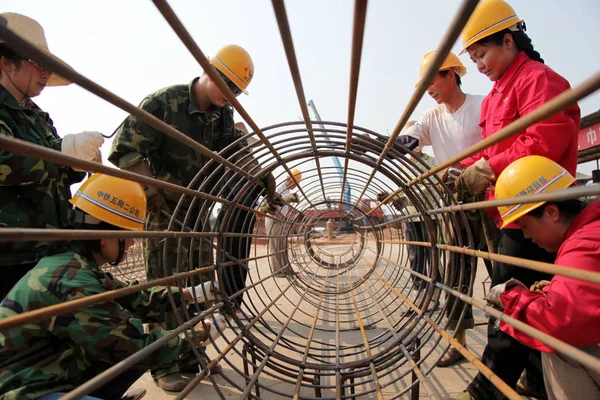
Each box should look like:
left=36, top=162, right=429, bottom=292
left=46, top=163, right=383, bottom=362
left=3, top=0, right=600, bottom=176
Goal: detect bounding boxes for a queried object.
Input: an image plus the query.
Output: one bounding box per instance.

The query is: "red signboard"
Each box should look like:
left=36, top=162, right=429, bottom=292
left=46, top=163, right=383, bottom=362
left=579, top=122, right=600, bottom=151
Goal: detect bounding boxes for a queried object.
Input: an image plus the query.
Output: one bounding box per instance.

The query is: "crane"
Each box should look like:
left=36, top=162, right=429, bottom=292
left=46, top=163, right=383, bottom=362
left=307, top=100, right=352, bottom=207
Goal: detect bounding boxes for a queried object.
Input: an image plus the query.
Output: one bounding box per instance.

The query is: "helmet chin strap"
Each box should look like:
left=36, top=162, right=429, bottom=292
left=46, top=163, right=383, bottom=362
left=110, top=239, right=126, bottom=266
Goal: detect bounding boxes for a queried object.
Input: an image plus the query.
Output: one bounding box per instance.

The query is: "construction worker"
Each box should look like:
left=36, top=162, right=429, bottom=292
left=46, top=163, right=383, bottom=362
left=108, top=44, right=269, bottom=391
left=397, top=52, right=494, bottom=367
left=0, top=13, right=104, bottom=299
left=264, top=168, right=302, bottom=276
left=455, top=1, right=580, bottom=398
left=0, top=174, right=227, bottom=400
left=487, top=156, right=600, bottom=400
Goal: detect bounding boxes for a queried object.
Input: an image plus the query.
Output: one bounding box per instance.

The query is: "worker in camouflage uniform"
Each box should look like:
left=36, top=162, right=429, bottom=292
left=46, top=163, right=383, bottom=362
left=0, top=174, right=226, bottom=400
left=108, top=44, right=269, bottom=391
left=0, top=13, right=104, bottom=299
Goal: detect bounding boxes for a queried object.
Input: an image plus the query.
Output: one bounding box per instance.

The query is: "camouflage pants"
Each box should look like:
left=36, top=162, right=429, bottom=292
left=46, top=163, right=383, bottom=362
left=144, top=206, right=214, bottom=378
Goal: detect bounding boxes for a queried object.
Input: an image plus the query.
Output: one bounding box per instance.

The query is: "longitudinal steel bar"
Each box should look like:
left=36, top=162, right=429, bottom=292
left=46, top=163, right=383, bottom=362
left=0, top=135, right=287, bottom=222
left=150, top=0, right=280, bottom=164
left=374, top=271, right=523, bottom=400
left=0, top=266, right=215, bottom=332
left=368, top=184, right=600, bottom=228
left=414, top=70, right=600, bottom=184
left=293, top=271, right=330, bottom=400
left=373, top=70, right=600, bottom=214
left=354, top=0, right=480, bottom=209
left=240, top=261, right=324, bottom=398
left=270, top=0, right=326, bottom=204
left=0, top=17, right=250, bottom=178
left=359, top=265, right=437, bottom=398
left=386, top=238, right=600, bottom=286
left=340, top=0, right=369, bottom=204
left=438, top=283, right=600, bottom=372
left=0, top=228, right=215, bottom=242
left=61, top=302, right=223, bottom=400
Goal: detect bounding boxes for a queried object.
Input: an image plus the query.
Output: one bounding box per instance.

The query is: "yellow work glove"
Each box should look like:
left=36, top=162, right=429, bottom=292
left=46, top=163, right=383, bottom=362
left=486, top=278, right=527, bottom=309
left=456, top=158, right=495, bottom=196
left=530, top=280, right=551, bottom=294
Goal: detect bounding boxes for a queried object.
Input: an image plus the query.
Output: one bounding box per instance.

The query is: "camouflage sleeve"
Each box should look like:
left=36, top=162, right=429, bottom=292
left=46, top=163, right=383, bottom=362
left=46, top=268, right=193, bottom=369
left=0, top=119, right=63, bottom=186
left=108, top=96, right=167, bottom=169
left=109, top=276, right=186, bottom=322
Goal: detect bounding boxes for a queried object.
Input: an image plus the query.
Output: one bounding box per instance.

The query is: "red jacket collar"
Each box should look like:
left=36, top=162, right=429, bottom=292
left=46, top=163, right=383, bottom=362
left=493, top=51, right=531, bottom=94
left=563, top=201, right=600, bottom=241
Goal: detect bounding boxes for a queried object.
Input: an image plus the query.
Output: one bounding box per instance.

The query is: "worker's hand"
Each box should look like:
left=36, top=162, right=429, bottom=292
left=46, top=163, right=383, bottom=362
left=195, top=315, right=228, bottom=344
left=456, top=158, right=495, bottom=196
left=530, top=280, right=551, bottom=294
left=486, top=278, right=527, bottom=308
left=92, top=149, right=103, bottom=164
left=257, top=202, right=277, bottom=215
left=62, top=131, right=105, bottom=161
left=185, top=281, right=220, bottom=303
left=281, top=192, right=299, bottom=203
left=377, top=192, right=390, bottom=202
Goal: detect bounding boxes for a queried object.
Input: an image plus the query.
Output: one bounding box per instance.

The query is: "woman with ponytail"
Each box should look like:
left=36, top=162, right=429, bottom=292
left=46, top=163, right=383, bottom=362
left=452, top=1, right=581, bottom=399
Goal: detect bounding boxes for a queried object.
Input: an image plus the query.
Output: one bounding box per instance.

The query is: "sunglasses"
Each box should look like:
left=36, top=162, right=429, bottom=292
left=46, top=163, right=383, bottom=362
left=216, top=69, right=242, bottom=97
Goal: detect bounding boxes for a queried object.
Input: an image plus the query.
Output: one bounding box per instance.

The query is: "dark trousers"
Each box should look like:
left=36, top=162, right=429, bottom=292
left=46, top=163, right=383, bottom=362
left=405, top=221, right=429, bottom=288
left=219, top=186, right=259, bottom=310
left=1, top=262, right=38, bottom=300
left=468, top=228, right=555, bottom=399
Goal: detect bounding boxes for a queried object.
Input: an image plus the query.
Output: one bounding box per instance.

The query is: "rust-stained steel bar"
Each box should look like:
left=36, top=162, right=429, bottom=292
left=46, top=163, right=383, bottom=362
left=150, top=0, right=283, bottom=175
left=0, top=266, right=215, bottom=332
left=0, top=16, right=249, bottom=178
left=340, top=0, right=369, bottom=204
left=349, top=286, right=385, bottom=399
left=373, top=70, right=600, bottom=214
left=293, top=272, right=330, bottom=400
left=439, top=283, right=600, bottom=373
left=355, top=0, right=480, bottom=208
left=374, top=270, right=523, bottom=400
left=384, top=238, right=600, bottom=286
left=240, top=263, right=324, bottom=398
left=60, top=302, right=223, bottom=400
left=0, top=228, right=215, bottom=242
left=270, top=0, right=326, bottom=204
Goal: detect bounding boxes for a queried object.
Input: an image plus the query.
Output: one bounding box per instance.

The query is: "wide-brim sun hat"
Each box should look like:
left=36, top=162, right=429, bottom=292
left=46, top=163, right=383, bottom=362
left=0, top=12, right=72, bottom=86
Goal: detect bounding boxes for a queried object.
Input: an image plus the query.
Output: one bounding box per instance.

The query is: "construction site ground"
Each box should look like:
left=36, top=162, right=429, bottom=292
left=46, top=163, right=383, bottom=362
left=125, top=240, right=532, bottom=400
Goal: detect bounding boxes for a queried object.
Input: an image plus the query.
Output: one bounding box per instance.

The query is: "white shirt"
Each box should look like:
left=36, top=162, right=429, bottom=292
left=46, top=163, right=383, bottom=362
left=401, top=94, right=484, bottom=164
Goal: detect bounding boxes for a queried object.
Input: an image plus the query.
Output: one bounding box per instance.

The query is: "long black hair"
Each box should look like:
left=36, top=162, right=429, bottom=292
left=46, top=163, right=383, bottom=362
left=476, top=23, right=544, bottom=64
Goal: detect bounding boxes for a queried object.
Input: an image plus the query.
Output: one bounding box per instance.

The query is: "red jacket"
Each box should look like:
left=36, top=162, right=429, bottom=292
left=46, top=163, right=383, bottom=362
left=463, top=51, right=580, bottom=226
left=499, top=201, right=600, bottom=352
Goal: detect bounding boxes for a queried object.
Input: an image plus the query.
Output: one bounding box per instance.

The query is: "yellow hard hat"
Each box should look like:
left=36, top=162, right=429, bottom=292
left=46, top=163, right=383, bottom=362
left=210, top=44, right=254, bottom=95
left=415, top=51, right=467, bottom=87
left=70, top=174, right=147, bottom=231
left=495, top=156, right=575, bottom=229
left=460, top=0, right=523, bottom=54
left=291, top=168, right=303, bottom=182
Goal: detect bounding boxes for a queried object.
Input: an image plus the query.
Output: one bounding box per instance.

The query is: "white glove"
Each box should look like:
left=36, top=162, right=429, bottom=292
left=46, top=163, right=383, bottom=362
left=196, top=314, right=228, bottom=343
left=281, top=192, right=299, bottom=203
left=186, top=281, right=219, bottom=303
left=62, top=131, right=105, bottom=161
left=486, top=278, right=527, bottom=308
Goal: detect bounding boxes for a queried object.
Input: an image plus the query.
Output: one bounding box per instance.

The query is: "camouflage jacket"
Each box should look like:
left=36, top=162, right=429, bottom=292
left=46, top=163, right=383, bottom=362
left=0, top=85, right=86, bottom=266
left=0, top=246, right=193, bottom=399
left=108, top=77, right=254, bottom=207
